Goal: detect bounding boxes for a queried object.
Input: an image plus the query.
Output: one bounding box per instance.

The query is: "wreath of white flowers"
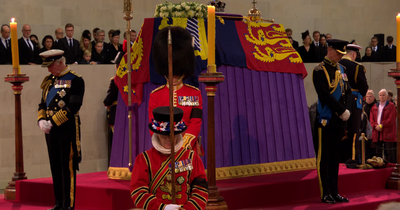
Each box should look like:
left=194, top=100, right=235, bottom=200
left=154, top=1, right=208, bottom=19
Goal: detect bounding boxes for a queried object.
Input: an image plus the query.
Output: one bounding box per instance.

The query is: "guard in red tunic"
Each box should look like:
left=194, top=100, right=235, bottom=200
left=149, top=26, right=203, bottom=154
left=130, top=106, right=208, bottom=210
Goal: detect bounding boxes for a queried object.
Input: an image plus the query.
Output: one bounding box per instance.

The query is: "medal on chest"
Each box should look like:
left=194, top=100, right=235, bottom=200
left=55, top=80, right=72, bottom=88
left=59, top=89, right=67, bottom=98
left=178, top=96, right=199, bottom=106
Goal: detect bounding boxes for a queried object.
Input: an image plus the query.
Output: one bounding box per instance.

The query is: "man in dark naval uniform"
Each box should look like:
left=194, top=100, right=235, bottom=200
left=37, top=49, right=85, bottom=210
left=313, top=39, right=353, bottom=204
left=103, top=53, right=123, bottom=164
left=339, top=44, right=369, bottom=163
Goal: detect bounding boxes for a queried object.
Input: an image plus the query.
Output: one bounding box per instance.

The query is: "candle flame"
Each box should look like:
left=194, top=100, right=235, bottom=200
left=398, top=13, right=400, bottom=16
left=11, top=18, right=15, bottom=23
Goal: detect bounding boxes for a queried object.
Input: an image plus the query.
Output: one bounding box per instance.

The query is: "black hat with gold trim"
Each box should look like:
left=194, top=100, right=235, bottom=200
left=326, top=39, right=349, bottom=55
left=39, top=49, right=64, bottom=67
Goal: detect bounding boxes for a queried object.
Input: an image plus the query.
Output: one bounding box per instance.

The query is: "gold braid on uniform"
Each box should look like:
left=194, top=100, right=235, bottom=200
left=52, top=110, right=68, bottom=126
left=182, top=133, right=196, bottom=149
left=322, top=67, right=343, bottom=94
left=37, top=109, right=46, bottom=121
left=40, top=75, right=52, bottom=101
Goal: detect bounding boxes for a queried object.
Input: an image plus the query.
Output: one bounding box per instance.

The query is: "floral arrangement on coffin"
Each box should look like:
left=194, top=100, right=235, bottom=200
left=154, top=1, right=208, bottom=18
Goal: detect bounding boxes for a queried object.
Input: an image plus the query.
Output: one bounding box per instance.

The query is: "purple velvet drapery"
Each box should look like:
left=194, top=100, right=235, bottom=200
left=110, top=65, right=315, bottom=169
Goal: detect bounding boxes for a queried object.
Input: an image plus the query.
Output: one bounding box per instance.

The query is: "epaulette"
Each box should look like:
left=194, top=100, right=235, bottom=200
left=184, top=84, right=199, bottom=91
left=70, top=71, right=82, bottom=77
left=151, top=85, right=165, bottom=94
left=40, top=74, right=52, bottom=89
left=313, top=62, right=324, bottom=71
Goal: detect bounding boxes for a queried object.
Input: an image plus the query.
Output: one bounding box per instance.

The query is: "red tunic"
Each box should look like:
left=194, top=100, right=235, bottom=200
left=130, top=147, right=208, bottom=209
left=149, top=84, right=203, bottom=150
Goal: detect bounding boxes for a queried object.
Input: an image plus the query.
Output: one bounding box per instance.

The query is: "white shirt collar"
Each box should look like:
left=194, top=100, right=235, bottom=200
left=0, top=37, right=9, bottom=42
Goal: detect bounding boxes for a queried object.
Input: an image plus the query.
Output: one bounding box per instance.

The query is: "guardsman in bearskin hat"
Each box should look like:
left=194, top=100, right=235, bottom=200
left=313, top=39, right=353, bottom=204
left=37, top=49, right=85, bottom=210
left=338, top=43, right=369, bottom=163
left=149, top=26, right=204, bottom=155
left=130, top=106, right=208, bottom=209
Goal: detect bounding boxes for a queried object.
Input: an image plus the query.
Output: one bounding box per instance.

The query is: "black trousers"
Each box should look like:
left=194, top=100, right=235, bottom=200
left=316, top=124, right=344, bottom=198
left=341, top=107, right=362, bottom=163
left=375, top=141, right=397, bottom=163
left=45, top=131, right=77, bottom=209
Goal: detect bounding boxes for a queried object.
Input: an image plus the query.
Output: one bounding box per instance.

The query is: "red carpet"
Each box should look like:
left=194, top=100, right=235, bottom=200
left=0, top=164, right=398, bottom=210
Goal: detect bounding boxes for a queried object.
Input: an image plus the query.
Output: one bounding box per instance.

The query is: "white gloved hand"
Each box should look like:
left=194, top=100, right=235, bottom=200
left=339, top=109, right=350, bottom=121
left=44, top=120, right=53, bottom=129
left=38, top=120, right=52, bottom=134
left=164, top=204, right=181, bottom=210
left=44, top=120, right=53, bottom=134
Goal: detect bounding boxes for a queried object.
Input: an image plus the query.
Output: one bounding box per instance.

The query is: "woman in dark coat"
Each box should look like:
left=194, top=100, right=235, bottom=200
left=298, top=30, right=316, bottom=63
left=362, top=46, right=376, bottom=62
left=109, top=30, right=123, bottom=62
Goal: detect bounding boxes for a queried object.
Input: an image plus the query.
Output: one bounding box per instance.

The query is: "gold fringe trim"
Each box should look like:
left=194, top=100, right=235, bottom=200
left=107, top=158, right=316, bottom=181
left=108, top=167, right=132, bottom=180
left=214, top=158, right=316, bottom=180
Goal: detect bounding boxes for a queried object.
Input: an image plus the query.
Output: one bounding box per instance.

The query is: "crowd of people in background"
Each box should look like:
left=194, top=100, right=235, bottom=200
left=286, top=28, right=397, bottom=63
left=0, top=23, right=137, bottom=65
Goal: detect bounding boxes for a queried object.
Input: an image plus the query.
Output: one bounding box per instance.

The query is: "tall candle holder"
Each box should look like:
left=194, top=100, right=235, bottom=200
left=3, top=18, right=29, bottom=200
left=201, top=4, right=228, bottom=209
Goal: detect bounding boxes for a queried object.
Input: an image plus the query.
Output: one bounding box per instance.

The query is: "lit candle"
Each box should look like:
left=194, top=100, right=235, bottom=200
left=397, top=13, right=400, bottom=62
left=207, top=5, right=216, bottom=73
left=10, top=18, right=20, bottom=75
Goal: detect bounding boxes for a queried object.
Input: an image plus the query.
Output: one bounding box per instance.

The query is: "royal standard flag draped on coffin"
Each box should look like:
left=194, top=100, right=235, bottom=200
left=114, top=17, right=306, bottom=106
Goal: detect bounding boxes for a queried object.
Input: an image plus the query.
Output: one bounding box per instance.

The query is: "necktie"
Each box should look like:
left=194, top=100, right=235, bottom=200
left=316, top=42, right=319, bottom=47
left=27, top=39, right=33, bottom=51
left=69, top=39, right=73, bottom=49
left=5, top=39, right=9, bottom=49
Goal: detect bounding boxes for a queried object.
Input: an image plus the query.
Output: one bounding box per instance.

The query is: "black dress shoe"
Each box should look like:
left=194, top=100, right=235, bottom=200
left=47, top=205, right=61, bottom=210
left=333, top=194, right=349, bottom=202
left=321, top=194, right=336, bottom=204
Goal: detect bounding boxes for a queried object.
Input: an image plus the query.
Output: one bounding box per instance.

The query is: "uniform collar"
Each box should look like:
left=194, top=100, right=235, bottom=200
left=53, top=66, right=70, bottom=78
left=323, top=56, right=337, bottom=67
left=341, top=55, right=352, bottom=61
left=166, top=82, right=183, bottom=91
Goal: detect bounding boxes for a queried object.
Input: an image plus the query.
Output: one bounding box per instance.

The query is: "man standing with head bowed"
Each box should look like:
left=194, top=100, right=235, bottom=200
left=313, top=39, right=353, bottom=204
left=339, top=44, right=369, bottom=163
left=37, top=49, right=85, bottom=210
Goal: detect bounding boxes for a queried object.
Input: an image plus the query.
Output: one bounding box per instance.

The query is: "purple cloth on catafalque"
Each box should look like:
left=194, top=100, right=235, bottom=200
left=110, top=65, right=314, bottom=169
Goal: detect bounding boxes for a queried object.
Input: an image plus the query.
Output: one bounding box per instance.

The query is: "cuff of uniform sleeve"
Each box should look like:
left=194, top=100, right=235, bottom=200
left=37, top=109, right=46, bottom=121
left=379, top=124, right=383, bottom=128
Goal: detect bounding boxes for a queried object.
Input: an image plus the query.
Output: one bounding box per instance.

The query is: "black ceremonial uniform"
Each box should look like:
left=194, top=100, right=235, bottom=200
left=103, top=77, right=118, bottom=163
left=37, top=67, right=85, bottom=210
left=313, top=57, right=353, bottom=202
left=339, top=55, right=368, bottom=163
